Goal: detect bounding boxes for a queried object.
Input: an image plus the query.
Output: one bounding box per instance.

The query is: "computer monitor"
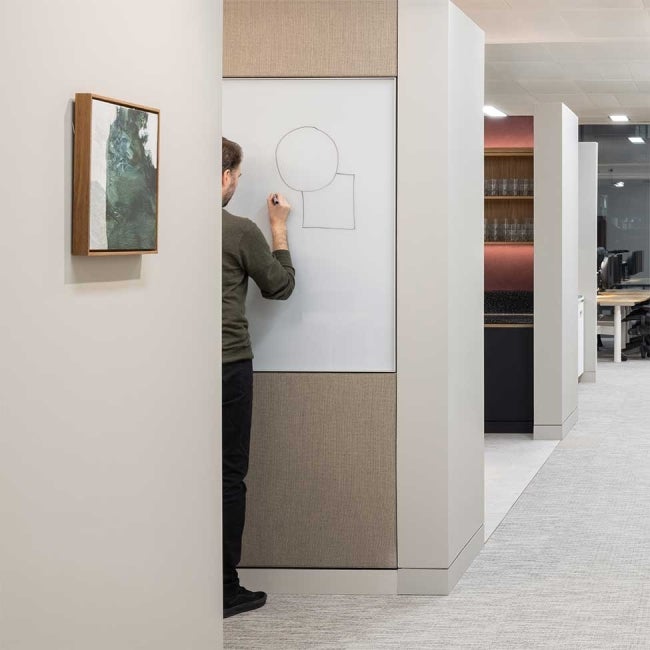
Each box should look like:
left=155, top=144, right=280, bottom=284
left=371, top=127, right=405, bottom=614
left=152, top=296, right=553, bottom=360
left=599, top=254, right=623, bottom=290
left=627, top=250, right=644, bottom=277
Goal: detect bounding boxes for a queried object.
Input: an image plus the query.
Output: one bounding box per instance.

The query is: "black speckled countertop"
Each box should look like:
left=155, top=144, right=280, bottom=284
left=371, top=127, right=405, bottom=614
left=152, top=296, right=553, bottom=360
left=485, top=291, right=534, bottom=326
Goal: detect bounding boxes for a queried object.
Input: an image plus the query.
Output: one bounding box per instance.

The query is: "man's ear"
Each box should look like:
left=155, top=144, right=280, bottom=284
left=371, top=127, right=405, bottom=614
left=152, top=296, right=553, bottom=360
left=222, top=169, right=230, bottom=187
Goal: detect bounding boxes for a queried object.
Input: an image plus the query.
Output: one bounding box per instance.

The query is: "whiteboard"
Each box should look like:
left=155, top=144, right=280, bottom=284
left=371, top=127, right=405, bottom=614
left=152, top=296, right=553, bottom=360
left=223, top=79, right=395, bottom=372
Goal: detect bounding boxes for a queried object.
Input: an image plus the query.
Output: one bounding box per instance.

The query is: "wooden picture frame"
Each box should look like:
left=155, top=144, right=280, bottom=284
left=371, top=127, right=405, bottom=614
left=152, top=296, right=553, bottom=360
left=73, top=93, right=160, bottom=256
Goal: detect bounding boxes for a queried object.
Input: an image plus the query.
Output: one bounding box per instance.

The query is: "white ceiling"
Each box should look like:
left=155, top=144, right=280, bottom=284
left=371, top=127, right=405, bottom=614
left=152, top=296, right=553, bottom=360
left=453, top=0, right=650, bottom=122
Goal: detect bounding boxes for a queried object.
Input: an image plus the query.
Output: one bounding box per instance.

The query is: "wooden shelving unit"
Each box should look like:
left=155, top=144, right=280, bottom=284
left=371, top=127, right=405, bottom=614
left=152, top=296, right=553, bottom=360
left=485, top=196, right=533, bottom=201
left=484, top=147, right=534, bottom=243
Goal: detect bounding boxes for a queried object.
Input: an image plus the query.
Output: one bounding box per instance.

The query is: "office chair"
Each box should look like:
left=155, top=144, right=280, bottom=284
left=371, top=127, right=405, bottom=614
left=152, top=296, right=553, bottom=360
left=623, top=307, right=650, bottom=359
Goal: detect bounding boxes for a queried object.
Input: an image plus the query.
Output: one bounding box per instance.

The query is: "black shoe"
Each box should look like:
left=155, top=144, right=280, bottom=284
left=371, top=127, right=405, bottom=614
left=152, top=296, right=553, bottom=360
left=223, top=586, right=267, bottom=619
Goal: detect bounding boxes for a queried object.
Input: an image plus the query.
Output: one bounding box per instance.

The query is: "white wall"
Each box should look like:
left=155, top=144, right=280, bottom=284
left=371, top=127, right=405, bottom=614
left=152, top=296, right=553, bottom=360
left=0, top=1, right=223, bottom=648
left=534, top=103, right=579, bottom=440
left=397, top=0, right=484, bottom=594
left=579, top=143, right=599, bottom=383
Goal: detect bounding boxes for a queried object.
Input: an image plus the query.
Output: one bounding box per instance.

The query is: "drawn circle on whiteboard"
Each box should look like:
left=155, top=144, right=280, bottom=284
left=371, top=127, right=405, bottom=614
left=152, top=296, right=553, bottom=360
left=275, top=127, right=339, bottom=192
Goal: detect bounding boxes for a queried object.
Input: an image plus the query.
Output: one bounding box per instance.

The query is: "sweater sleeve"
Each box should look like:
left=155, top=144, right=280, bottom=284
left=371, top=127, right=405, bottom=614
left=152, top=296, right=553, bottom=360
left=240, top=222, right=296, bottom=300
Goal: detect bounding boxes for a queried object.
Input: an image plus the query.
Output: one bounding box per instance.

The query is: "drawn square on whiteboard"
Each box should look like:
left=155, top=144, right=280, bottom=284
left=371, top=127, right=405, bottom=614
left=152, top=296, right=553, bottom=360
left=302, top=175, right=355, bottom=230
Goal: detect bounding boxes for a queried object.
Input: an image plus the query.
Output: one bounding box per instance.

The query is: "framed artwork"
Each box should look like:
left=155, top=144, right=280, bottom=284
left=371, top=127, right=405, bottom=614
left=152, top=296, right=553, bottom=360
left=73, top=94, right=160, bottom=255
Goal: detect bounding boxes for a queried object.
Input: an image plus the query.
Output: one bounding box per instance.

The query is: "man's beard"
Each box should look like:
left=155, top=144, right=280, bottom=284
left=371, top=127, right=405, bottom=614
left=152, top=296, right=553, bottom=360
left=222, top=186, right=235, bottom=207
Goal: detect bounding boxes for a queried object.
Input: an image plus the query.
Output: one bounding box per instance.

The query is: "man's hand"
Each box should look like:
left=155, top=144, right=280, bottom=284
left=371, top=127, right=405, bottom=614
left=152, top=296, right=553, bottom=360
left=267, top=193, right=291, bottom=251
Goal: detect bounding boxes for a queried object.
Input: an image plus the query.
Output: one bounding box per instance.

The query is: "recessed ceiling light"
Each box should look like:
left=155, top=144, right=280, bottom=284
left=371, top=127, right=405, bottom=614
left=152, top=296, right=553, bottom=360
left=629, top=136, right=645, bottom=144
left=614, top=182, right=625, bottom=188
left=483, top=105, right=507, bottom=118
left=609, top=115, right=629, bottom=122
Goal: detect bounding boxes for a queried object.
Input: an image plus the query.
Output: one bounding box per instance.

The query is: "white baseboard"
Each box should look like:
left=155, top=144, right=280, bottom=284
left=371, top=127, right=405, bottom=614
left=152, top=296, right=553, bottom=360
left=397, top=525, right=484, bottom=595
left=534, top=407, right=579, bottom=440
left=579, top=371, right=596, bottom=384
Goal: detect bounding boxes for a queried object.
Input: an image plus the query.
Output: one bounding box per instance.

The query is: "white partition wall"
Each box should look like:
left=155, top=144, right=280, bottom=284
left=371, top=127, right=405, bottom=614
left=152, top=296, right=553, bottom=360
left=534, top=103, right=580, bottom=440
left=0, top=1, right=223, bottom=648
left=579, top=143, right=599, bottom=384
left=397, top=0, right=485, bottom=595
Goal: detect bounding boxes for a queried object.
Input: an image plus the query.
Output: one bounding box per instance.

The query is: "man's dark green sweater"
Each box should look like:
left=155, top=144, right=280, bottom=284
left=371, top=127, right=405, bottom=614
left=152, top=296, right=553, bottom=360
left=222, top=208, right=295, bottom=363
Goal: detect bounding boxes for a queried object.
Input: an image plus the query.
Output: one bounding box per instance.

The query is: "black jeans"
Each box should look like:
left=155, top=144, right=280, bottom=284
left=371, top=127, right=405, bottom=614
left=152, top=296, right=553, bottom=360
left=222, top=359, right=254, bottom=601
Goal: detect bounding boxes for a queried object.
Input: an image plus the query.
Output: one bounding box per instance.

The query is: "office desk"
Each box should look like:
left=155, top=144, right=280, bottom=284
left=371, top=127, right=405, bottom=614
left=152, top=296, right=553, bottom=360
left=617, top=278, right=650, bottom=289
left=597, top=290, right=650, bottom=363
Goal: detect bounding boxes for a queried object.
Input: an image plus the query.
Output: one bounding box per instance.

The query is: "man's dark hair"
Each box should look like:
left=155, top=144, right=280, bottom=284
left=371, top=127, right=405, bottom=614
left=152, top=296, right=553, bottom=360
left=222, top=137, right=242, bottom=173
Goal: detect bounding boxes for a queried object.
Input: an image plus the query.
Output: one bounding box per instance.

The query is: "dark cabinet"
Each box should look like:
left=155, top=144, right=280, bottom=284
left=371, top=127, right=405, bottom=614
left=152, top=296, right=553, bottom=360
left=484, top=326, right=534, bottom=434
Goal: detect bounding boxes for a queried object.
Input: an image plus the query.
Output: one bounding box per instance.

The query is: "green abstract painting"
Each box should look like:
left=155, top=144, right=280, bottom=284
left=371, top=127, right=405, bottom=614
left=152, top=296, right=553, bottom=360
left=90, top=99, right=159, bottom=251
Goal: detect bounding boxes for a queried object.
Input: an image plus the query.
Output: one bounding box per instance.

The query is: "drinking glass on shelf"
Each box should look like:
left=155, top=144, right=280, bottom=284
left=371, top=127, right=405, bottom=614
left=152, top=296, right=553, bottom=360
left=520, top=178, right=529, bottom=196
left=527, top=179, right=534, bottom=197
left=509, top=178, right=519, bottom=196
left=489, top=219, right=499, bottom=242
left=500, top=178, right=509, bottom=196
left=524, top=220, right=533, bottom=241
left=500, top=217, right=509, bottom=241
left=486, top=178, right=497, bottom=196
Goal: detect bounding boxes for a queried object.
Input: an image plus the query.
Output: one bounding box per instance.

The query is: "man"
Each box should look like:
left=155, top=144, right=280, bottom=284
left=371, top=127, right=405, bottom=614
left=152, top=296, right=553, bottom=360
left=221, top=137, right=295, bottom=618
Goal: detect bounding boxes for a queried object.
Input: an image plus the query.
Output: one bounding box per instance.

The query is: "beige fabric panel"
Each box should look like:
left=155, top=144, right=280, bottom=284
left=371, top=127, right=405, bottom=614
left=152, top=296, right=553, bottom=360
left=241, top=373, right=397, bottom=568
left=224, top=0, right=397, bottom=78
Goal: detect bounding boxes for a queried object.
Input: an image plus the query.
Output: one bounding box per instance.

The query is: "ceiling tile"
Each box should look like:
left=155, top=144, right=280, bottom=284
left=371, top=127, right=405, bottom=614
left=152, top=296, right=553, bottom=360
left=485, top=63, right=509, bottom=80
left=628, top=62, right=650, bottom=81
left=551, top=0, right=644, bottom=8
left=532, top=94, right=596, bottom=111
left=505, top=0, right=554, bottom=8
left=539, top=41, right=650, bottom=61
left=555, top=62, right=604, bottom=80
left=615, top=93, right=650, bottom=107
left=560, top=10, right=650, bottom=38
left=589, top=93, right=622, bottom=108
left=486, top=43, right=550, bottom=61
left=576, top=80, right=639, bottom=93
left=486, top=80, right=529, bottom=93
left=518, top=79, right=582, bottom=93
left=485, top=93, right=538, bottom=104
left=455, top=0, right=650, bottom=121
left=490, top=61, right=566, bottom=79
left=590, top=63, right=633, bottom=80
left=453, top=0, right=511, bottom=9
left=466, top=10, right=575, bottom=42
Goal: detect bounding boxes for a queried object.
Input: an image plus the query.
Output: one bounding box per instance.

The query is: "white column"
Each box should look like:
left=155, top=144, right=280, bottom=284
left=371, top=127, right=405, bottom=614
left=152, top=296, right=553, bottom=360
left=534, top=103, right=579, bottom=440
left=0, top=1, right=223, bottom=647
left=579, top=142, right=599, bottom=382
left=397, top=0, right=485, bottom=595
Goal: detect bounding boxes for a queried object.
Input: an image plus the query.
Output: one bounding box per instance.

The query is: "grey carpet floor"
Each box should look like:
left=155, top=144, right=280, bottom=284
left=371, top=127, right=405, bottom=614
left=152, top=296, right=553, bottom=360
left=225, top=361, right=650, bottom=649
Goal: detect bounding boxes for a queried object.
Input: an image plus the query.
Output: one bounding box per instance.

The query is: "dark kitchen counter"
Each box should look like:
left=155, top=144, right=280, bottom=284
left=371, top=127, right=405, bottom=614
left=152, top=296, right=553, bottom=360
left=485, top=314, right=534, bottom=326
left=484, top=290, right=534, bottom=326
